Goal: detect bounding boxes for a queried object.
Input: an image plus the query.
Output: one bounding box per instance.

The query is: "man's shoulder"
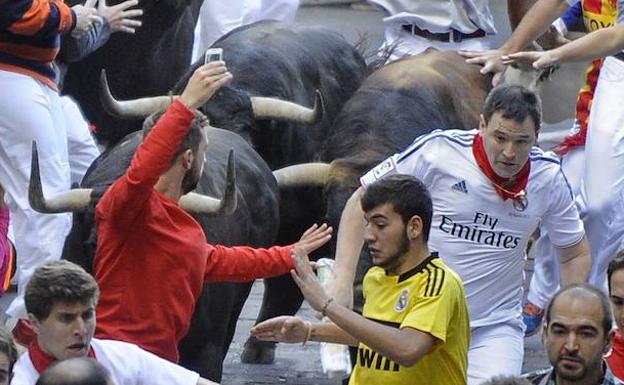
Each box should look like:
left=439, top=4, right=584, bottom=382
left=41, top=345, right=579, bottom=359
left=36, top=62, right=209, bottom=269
left=11, top=351, right=37, bottom=385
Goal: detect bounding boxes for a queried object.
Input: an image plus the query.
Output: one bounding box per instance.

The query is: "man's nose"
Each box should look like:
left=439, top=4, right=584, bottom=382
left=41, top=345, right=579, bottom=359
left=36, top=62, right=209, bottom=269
left=502, top=142, right=515, bottom=159
left=563, top=333, right=579, bottom=352
left=73, top=318, right=87, bottom=336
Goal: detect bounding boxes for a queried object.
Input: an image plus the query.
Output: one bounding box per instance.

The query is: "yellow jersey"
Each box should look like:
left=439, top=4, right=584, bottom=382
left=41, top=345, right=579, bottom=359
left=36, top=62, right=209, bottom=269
left=349, top=253, right=470, bottom=385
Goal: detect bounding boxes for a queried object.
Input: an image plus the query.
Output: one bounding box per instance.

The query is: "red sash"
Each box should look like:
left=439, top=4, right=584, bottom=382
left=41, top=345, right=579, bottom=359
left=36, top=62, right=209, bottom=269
left=472, top=133, right=530, bottom=202
left=29, top=340, right=97, bottom=373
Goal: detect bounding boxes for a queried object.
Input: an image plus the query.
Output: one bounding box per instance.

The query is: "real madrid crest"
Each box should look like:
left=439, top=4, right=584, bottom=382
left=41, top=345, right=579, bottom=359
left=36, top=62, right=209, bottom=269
left=513, top=191, right=528, bottom=212
left=395, top=289, right=409, bottom=312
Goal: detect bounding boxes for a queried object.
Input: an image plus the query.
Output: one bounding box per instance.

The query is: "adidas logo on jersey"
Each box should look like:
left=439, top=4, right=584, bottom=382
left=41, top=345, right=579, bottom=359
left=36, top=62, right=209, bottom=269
left=451, top=180, right=468, bottom=194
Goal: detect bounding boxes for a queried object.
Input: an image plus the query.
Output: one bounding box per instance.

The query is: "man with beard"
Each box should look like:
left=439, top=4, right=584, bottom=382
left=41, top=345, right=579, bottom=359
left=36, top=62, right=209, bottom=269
left=251, top=175, right=470, bottom=385
left=525, top=284, right=623, bottom=385
left=92, top=61, right=333, bottom=363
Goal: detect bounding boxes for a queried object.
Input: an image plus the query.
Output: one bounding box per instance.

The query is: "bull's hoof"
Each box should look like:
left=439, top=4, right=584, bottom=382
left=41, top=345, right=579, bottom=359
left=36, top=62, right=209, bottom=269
left=240, top=336, right=276, bottom=364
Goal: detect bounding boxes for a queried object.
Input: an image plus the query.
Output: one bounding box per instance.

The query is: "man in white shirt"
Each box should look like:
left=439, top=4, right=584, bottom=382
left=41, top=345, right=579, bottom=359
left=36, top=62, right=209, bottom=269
left=328, top=85, right=590, bottom=385
left=11, top=260, right=218, bottom=385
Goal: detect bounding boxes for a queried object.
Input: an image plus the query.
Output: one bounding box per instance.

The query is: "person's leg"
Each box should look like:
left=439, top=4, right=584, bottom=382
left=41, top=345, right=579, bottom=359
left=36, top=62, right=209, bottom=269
left=0, top=71, right=71, bottom=319
left=61, top=96, right=100, bottom=186
left=467, top=319, right=524, bottom=385
left=581, top=57, right=624, bottom=291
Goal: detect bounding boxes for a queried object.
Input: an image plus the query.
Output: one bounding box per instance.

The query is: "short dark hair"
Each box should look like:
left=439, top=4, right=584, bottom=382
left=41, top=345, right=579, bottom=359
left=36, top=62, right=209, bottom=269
left=360, top=174, right=433, bottom=241
left=608, top=250, right=624, bottom=293
left=25, top=260, right=100, bottom=321
left=545, top=283, right=613, bottom=335
left=479, top=375, right=532, bottom=385
left=482, top=85, right=542, bottom=133
left=142, top=108, right=208, bottom=165
left=0, top=327, right=17, bottom=373
left=36, top=358, right=111, bottom=385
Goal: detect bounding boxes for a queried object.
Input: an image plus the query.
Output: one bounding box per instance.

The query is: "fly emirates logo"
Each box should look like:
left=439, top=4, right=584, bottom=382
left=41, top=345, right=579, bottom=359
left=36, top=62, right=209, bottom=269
left=438, top=212, right=520, bottom=249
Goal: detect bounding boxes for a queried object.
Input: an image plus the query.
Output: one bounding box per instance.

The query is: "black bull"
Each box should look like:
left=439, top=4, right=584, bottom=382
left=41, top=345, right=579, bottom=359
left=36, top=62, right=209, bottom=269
left=61, top=128, right=280, bottom=382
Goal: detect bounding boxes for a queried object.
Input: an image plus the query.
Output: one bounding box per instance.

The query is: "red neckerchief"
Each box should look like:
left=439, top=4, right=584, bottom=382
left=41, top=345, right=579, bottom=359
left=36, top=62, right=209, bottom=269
left=29, top=340, right=97, bottom=374
left=472, top=133, right=531, bottom=202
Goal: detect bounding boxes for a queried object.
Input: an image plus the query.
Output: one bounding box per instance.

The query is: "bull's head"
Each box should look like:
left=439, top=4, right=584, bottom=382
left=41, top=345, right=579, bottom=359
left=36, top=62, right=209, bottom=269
left=29, top=141, right=238, bottom=216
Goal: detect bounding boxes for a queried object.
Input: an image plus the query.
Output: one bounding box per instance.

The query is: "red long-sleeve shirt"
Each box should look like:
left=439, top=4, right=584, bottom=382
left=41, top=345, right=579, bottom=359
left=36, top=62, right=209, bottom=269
left=94, top=100, right=294, bottom=363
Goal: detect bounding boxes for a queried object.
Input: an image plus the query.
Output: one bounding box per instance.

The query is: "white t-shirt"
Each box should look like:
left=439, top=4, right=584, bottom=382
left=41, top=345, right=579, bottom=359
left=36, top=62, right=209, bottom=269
left=11, top=339, right=200, bottom=385
left=368, top=0, right=497, bottom=35
left=361, top=129, right=584, bottom=327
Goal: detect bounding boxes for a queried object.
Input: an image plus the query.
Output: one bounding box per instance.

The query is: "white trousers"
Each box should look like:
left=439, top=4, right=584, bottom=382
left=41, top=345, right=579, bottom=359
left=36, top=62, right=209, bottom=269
left=191, top=0, right=300, bottom=63
left=467, top=319, right=524, bottom=385
left=0, top=70, right=72, bottom=318
left=382, top=21, right=492, bottom=62
left=527, top=56, right=624, bottom=306
left=61, top=96, right=100, bottom=186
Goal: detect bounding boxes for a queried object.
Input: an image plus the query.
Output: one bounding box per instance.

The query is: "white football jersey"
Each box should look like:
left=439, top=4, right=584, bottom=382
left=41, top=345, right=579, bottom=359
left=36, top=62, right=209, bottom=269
left=361, top=129, right=584, bottom=327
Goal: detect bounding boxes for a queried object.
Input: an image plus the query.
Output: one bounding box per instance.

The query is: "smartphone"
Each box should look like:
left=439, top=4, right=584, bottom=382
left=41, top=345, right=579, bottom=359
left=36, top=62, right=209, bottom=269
left=204, top=48, right=223, bottom=64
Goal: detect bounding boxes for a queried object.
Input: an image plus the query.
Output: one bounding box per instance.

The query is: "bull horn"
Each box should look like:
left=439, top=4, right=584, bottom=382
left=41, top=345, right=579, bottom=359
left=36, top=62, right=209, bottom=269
left=100, top=70, right=173, bottom=118
left=29, top=141, right=93, bottom=213
left=179, top=149, right=237, bottom=215
left=250, top=90, right=324, bottom=124
left=273, top=163, right=330, bottom=188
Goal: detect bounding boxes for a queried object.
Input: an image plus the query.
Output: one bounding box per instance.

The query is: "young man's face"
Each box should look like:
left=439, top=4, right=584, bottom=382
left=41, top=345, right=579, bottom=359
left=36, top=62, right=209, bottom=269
left=479, top=111, right=537, bottom=178
left=610, top=269, right=624, bottom=331
left=30, top=300, right=96, bottom=361
left=181, top=132, right=209, bottom=195
left=543, top=293, right=611, bottom=382
left=363, top=203, right=411, bottom=273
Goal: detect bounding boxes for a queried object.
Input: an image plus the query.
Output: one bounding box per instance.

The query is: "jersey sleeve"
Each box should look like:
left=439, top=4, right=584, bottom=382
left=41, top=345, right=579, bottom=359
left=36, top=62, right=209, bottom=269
left=203, top=244, right=295, bottom=282
left=400, top=271, right=460, bottom=343
left=540, top=168, right=585, bottom=248
left=96, top=100, right=194, bottom=226
left=360, top=130, right=443, bottom=187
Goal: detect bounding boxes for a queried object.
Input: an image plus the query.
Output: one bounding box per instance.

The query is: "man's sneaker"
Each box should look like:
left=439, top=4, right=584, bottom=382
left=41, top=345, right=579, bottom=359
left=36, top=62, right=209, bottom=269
left=523, top=301, right=545, bottom=336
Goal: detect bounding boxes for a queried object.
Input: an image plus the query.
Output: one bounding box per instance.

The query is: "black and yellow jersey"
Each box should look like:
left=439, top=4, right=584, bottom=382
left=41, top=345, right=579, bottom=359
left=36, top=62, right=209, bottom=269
left=349, top=253, right=470, bottom=385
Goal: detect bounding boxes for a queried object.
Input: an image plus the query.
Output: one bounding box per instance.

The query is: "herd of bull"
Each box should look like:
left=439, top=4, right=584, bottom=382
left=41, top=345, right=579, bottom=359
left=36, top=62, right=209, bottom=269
left=24, top=8, right=550, bottom=381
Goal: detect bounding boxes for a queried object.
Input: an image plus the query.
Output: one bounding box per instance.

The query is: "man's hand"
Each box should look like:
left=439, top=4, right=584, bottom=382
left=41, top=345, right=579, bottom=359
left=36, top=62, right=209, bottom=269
left=458, top=49, right=507, bottom=86
left=502, top=50, right=558, bottom=70
left=291, top=246, right=331, bottom=312
left=179, top=62, right=232, bottom=109
left=72, top=4, right=102, bottom=36
left=96, top=0, right=143, bottom=34
left=294, top=223, right=333, bottom=256
left=250, top=316, right=309, bottom=343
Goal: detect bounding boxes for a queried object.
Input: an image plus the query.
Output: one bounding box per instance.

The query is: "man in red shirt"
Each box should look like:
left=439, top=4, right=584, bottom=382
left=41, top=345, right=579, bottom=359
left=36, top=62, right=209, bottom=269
left=93, top=61, right=332, bottom=363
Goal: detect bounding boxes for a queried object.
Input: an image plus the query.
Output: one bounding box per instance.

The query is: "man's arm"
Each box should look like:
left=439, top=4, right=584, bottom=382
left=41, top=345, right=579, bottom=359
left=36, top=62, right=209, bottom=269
left=504, top=24, right=624, bottom=68
left=326, top=187, right=366, bottom=308
left=251, top=315, right=358, bottom=345
left=558, top=235, right=590, bottom=287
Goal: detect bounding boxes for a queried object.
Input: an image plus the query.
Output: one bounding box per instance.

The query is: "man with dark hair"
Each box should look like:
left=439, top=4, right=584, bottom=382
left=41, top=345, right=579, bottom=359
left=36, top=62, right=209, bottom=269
left=35, top=358, right=113, bottom=385
left=328, top=85, right=590, bottom=384
left=251, top=175, right=470, bottom=385
left=525, top=284, right=622, bottom=385
left=606, top=251, right=624, bottom=377
left=11, top=260, right=221, bottom=385
left=93, top=60, right=332, bottom=363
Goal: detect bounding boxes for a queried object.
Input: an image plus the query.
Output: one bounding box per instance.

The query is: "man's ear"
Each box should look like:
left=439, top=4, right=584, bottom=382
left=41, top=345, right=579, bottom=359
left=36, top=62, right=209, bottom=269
left=28, top=313, right=41, bottom=335
left=181, top=149, right=193, bottom=170
left=478, top=114, right=487, bottom=133
left=406, top=216, right=423, bottom=240
left=605, top=329, right=615, bottom=354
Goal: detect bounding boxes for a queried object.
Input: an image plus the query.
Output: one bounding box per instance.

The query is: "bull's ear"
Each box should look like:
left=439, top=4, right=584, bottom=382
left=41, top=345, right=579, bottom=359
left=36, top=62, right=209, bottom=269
left=29, top=141, right=93, bottom=214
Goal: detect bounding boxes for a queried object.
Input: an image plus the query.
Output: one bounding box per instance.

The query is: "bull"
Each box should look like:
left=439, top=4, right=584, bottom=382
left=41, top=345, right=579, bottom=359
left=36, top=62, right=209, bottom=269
left=101, top=20, right=368, bottom=364
left=31, top=126, right=280, bottom=382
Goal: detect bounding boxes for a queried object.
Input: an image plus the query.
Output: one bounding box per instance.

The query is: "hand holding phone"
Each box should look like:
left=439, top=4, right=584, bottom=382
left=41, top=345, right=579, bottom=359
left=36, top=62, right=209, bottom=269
left=205, top=48, right=223, bottom=64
